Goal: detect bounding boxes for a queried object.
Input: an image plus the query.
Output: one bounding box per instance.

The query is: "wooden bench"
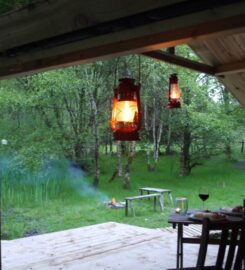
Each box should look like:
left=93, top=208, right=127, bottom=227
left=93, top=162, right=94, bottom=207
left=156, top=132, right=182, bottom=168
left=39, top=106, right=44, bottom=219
left=125, top=193, right=163, bottom=216
left=139, top=187, right=173, bottom=209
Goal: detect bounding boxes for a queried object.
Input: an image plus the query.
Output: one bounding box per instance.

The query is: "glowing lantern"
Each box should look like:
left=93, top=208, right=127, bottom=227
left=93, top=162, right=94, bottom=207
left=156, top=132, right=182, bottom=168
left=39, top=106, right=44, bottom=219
left=110, top=78, right=141, bottom=141
left=167, top=74, right=181, bottom=109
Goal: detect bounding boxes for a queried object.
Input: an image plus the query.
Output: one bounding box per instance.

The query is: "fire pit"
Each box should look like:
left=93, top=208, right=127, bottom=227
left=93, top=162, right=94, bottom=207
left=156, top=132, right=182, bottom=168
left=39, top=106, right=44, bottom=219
left=105, top=198, right=125, bottom=209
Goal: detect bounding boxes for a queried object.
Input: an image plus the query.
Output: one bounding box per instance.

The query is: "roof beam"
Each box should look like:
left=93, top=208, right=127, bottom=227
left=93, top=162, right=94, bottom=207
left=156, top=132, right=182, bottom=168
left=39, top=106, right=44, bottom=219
left=1, top=14, right=245, bottom=80
left=215, top=60, right=245, bottom=75
left=142, top=50, right=245, bottom=76
left=142, top=50, right=215, bottom=75
left=1, top=0, right=245, bottom=78
left=0, top=0, right=186, bottom=52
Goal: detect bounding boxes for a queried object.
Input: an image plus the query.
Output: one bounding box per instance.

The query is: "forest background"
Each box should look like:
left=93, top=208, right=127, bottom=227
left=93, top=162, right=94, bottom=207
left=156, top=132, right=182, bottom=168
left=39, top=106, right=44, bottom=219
left=1, top=46, right=245, bottom=185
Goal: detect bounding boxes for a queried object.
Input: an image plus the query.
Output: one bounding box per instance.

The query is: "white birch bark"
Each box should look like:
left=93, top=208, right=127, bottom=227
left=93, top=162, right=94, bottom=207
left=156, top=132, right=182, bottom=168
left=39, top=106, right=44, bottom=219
left=123, top=141, right=136, bottom=189
left=154, top=120, right=163, bottom=164
left=89, top=87, right=100, bottom=187
left=144, top=102, right=151, bottom=170
left=117, top=141, right=122, bottom=177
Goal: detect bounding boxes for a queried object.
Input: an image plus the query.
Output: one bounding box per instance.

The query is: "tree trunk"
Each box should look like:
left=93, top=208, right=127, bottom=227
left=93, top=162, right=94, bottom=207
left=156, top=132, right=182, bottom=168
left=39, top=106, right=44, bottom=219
left=93, top=138, right=100, bottom=187
left=146, top=146, right=152, bottom=171
left=179, top=124, right=192, bottom=176
left=89, top=91, right=100, bottom=187
left=225, top=142, right=232, bottom=160
left=108, top=140, right=123, bottom=182
left=179, top=88, right=192, bottom=176
left=123, top=141, right=135, bottom=189
left=117, top=141, right=123, bottom=177
left=241, top=141, right=244, bottom=153
left=109, top=138, right=113, bottom=155
left=154, top=120, right=163, bottom=165
left=165, top=110, right=172, bottom=155
left=144, top=102, right=153, bottom=171
left=202, top=134, right=209, bottom=158
left=105, top=136, right=108, bottom=155
left=152, top=97, right=163, bottom=166
left=152, top=98, right=157, bottom=170
left=74, top=141, right=84, bottom=168
left=223, top=88, right=232, bottom=159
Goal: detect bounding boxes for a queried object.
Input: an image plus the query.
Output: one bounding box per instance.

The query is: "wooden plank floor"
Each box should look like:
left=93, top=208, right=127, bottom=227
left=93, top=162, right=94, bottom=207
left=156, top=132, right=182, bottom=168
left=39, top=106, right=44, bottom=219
left=2, top=222, right=217, bottom=270
left=160, top=224, right=202, bottom=237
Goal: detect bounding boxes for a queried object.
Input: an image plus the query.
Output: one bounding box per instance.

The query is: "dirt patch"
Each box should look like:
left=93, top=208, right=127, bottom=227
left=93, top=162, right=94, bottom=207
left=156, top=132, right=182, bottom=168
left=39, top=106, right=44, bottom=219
left=1, top=208, right=44, bottom=239
left=23, top=229, right=41, bottom=237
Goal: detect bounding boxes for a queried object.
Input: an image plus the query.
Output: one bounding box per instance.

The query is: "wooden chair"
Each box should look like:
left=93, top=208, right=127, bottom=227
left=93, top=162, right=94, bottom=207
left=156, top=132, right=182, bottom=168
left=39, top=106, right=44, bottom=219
left=170, top=218, right=245, bottom=270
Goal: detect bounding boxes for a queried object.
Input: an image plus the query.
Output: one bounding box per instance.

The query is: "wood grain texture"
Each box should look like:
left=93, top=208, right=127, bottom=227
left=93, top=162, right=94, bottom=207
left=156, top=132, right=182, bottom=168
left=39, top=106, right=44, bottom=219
left=1, top=222, right=165, bottom=269
left=0, top=0, right=245, bottom=106
left=0, top=0, right=185, bottom=51
left=1, top=13, right=245, bottom=80
left=190, top=33, right=245, bottom=106
left=2, top=222, right=218, bottom=270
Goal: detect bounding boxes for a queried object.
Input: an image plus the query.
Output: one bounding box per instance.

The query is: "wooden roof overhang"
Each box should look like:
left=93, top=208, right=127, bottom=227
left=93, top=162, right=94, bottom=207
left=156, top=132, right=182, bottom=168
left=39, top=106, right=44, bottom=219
left=0, top=0, right=245, bottom=106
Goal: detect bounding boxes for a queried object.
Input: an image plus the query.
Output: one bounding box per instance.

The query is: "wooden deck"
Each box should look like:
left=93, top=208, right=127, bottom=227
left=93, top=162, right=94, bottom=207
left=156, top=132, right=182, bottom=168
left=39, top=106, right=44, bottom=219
left=2, top=222, right=218, bottom=270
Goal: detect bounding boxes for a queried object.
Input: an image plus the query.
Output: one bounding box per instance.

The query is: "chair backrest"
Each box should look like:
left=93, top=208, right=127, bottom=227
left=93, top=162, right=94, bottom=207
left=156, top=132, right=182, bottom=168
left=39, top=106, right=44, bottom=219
left=196, top=218, right=245, bottom=270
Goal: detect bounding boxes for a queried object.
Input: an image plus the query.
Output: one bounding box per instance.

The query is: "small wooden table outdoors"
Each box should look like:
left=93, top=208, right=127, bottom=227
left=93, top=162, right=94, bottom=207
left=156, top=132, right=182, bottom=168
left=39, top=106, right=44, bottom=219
left=139, top=187, right=173, bottom=209
left=168, top=211, right=243, bottom=270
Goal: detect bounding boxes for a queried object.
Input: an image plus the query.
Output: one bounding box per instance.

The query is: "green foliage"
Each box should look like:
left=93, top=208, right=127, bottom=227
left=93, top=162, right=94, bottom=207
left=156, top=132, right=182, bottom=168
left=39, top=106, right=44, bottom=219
left=1, top=49, right=244, bottom=173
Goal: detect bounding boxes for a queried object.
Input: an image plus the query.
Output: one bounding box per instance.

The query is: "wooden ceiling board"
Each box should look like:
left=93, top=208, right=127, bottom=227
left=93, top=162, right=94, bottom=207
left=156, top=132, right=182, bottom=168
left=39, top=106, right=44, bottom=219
left=0, top=0, right=186, bottom=51
left=219, top=73, right=245, bottom=107
left=190, top=32, right=245, bottom=107
left=207, top=34, right=245, bottom=63
left=0, top=0, right=244, bottom=107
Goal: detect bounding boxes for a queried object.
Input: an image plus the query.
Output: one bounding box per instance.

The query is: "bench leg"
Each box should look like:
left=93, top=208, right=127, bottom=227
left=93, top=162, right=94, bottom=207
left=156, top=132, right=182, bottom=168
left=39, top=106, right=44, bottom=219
left=125, top=200, right=128, bottom=216
left=159, top=195, right=164, bottom=212
left=154, top=196, right=157, bottom=211
left=168, top=192, right=174, bottom=206
left=139, top=189, right=144, bottom=200
left=125, top=200, right=135, bottom=216
left=130, top=201, right=135, bottom=216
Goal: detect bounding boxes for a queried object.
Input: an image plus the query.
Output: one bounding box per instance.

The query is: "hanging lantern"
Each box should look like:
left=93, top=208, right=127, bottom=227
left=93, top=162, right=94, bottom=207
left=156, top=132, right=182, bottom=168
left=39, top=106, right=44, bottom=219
left=167, top=74, right=181, bottom=109
left=110, top=78, right=141, bottom=141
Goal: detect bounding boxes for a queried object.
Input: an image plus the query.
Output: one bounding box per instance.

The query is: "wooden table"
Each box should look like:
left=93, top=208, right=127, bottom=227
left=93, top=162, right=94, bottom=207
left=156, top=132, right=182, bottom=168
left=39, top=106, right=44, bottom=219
left=139, top=187, right=173, bottom=209
left=168, top=211, right=243, bottom=269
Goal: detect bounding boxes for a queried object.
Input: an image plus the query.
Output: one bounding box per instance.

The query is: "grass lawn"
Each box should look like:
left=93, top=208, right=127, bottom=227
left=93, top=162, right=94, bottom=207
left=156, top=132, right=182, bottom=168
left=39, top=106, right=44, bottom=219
left=1, top=152, right=245, bottom=240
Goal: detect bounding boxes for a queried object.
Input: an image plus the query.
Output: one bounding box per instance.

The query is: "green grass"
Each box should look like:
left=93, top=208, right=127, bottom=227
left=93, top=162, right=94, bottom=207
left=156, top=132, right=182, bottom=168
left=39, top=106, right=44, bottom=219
left=1, top=152, right=245, bottom=240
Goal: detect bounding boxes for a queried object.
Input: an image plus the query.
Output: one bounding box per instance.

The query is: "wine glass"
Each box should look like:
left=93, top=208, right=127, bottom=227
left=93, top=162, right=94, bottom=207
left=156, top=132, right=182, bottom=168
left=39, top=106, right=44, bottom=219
left=199, top=187, right=209, bottom=210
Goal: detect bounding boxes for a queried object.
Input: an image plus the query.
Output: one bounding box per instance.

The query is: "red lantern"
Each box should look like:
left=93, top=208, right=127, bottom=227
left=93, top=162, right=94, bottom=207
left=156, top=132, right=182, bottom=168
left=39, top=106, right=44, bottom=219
left=110, top=78, right=141, bottom=141
left=167, top=74, right=181, bottom=109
